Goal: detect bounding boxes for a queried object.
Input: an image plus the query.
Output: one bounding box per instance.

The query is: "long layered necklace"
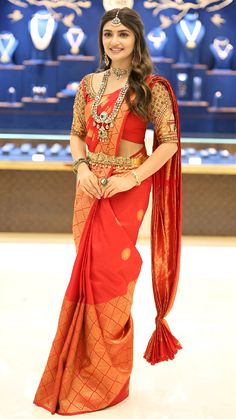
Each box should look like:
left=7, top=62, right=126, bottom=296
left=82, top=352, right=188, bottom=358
left=180, top=19, right=202, bottom=49
left=91, top=70, right=129, bottom=142
left=30, top=13, right=56, bottom=51
left=213, top=38, right=233, bottom=60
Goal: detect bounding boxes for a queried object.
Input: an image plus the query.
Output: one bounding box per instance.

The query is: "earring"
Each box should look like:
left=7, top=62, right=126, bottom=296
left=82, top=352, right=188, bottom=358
left=104, top=52, right=109, bottom=67
left=132, top=53, right=136, bottom=66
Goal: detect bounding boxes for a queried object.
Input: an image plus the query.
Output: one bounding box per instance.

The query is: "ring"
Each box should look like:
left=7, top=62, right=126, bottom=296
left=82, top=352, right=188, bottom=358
left=100, top=177, right=108, bottom=186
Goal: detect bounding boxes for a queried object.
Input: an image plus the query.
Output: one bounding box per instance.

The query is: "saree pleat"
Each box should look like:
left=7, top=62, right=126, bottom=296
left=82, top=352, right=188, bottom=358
left=34, top=179, right=152, bottom=414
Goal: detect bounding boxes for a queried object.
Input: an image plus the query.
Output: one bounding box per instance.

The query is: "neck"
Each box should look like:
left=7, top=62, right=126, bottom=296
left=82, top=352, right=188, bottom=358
left=111, top=58, right=131, bottom=70
left=110, top=67, right=130, bottom=81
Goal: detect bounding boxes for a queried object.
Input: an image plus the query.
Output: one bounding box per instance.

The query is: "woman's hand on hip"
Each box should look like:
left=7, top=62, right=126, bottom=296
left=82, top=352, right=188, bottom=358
left=102, top=172, right=137, bottom=198
left=78, top=164, right=102, bottom=199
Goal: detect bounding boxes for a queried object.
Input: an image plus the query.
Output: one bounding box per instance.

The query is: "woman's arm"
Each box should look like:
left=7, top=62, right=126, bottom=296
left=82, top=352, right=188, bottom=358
left=135, top=80, right=179, bottom=181
left=134, top=142, right=177, bottom=182
left=70, top=81, right=102, bottom=199
left=70, top=134, right=102, bottom=199
left=102, top=142, right=177, bottom=198
left=70, top=134, right=87, bottom=161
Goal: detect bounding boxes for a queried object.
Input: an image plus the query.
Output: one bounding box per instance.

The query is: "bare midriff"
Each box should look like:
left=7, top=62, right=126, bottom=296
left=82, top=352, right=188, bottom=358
left=118, top=138, right=144, bottom=158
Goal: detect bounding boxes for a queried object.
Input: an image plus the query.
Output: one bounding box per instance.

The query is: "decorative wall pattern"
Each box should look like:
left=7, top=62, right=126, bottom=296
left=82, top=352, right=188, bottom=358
left=143, top=0, right=233, bottom=27
left=7, top=0, right=92, bottom=26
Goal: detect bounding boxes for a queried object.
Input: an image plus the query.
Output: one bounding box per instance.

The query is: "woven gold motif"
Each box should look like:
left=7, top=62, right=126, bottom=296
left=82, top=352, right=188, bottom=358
left=136, top=209, right=144, bottom=221
left=84, top=73, right=96, bottom=99
left=121, top=248, right=131, bottom=261
left=149, top=81, right=178, bottom=144
left=70, top=82, right=87, bottom=138
left=34, top=282, right=136, bottom=414
left=87, top=150, right=147, bottom=170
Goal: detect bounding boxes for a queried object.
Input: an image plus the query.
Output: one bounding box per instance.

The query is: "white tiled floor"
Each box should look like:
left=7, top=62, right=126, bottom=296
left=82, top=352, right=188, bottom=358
left=0, top=234, right=236, bottom=419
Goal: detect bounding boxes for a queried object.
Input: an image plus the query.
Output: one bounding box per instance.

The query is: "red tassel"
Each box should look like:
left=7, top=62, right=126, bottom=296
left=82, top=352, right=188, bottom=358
left=143, top=319, right=182, bottom=365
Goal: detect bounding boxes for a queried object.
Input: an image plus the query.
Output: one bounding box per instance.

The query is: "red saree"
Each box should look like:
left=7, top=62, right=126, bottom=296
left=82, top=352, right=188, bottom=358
left=33, top=75, right=182, bottom=415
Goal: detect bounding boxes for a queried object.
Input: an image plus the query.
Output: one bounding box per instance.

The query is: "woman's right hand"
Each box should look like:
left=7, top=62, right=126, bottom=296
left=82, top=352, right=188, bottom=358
left=77, top=164, right=102, bottom=199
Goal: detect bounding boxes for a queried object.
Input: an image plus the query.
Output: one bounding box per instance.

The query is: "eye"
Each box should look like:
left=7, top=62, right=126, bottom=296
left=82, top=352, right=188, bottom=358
left=103, top=32, right=111, bottom=37
left=120, top=32, right=129, bottom=37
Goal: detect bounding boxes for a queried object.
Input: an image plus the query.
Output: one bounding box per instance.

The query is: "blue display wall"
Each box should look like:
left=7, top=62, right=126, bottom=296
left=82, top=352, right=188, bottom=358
left=0, top=0, right=235, bottom=135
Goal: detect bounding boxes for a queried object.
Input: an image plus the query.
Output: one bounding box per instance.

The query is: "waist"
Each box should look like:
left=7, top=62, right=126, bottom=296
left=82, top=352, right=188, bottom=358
left=87, top=150, right=147, bottom=171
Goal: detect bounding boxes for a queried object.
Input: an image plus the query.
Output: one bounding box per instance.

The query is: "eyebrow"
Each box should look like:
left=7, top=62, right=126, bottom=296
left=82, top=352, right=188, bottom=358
left=103, top=29, right=131, bottom=33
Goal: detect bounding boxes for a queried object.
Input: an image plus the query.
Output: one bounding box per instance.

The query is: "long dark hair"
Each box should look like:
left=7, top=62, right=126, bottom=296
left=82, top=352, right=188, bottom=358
left=98, top=7, right=153, bottom=121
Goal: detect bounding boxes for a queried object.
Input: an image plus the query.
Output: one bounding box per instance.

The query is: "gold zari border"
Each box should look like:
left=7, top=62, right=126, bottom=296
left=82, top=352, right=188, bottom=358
left=87, top=151, right=147, bottom=170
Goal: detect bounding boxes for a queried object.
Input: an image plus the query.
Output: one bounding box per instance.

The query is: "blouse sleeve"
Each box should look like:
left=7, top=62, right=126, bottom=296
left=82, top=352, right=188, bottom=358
left=70, top=79, right=86, bottom=138
left=149, top=81, right=178, bottom=144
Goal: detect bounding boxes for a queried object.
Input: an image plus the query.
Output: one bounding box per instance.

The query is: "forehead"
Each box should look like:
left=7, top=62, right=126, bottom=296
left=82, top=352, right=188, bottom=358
left=103, top=21, right=132, bottom=32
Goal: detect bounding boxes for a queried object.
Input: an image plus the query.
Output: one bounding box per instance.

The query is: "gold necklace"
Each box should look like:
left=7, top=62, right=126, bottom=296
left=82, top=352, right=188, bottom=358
left=91, top=70, right=129, bottom=142
left=111, top=67, right=129, bottom=80
left=213, top=39, right=233, bottom=60
left=180, top=19, right=202, bottom=49
left=0, top=34, right=16, bottom=64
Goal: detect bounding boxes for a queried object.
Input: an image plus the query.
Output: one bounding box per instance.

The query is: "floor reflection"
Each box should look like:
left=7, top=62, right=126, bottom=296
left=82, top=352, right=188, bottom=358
left=0, top=235, right=235, bottom=419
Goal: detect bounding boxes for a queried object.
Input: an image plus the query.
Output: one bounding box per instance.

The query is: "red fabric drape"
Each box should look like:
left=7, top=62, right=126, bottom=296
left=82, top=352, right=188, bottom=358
left=144, top=76, right=182, bottom=364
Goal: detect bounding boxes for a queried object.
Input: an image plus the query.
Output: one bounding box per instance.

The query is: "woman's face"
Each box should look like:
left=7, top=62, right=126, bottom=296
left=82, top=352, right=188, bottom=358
left=102, top=21, right=135, bottom=66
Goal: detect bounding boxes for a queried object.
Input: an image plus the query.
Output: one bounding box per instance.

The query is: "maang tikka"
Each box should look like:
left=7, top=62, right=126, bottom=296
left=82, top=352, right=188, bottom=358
left=111, top=10, right=121, bottom=26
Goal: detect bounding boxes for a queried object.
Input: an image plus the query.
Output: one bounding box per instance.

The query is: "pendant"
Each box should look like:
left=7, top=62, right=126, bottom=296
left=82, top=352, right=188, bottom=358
left=98, top=127, right=108, bottom=141
left=70, top=45, right=79, bottom=55
left=186, top=40, right=196, bottom=49
left=100, top=111, right=108, bottom=121
left=1, top=51, right=10, bottom=63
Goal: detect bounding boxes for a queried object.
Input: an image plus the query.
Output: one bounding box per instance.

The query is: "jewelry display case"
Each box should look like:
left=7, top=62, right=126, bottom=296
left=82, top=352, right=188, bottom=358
left=57, top=55, right=96, bottom=92
left=0, top=3, right=235, bottom=135
left=210, top=37, right=234, bottom=70
left=63, top=27, right=87, bottom=56
left=0, top=133, right=235, bottom=236
left=0, top=64, right=24, bottom=103
left=176, top=13, right=205, bottom=65
left=28, top=10, right=57, bottom=62
left=0, top=31, right=18, bottom=64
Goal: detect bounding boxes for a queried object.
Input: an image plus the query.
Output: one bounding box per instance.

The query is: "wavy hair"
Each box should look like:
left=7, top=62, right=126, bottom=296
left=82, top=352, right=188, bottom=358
left=98, top=7, right=153, bottom=121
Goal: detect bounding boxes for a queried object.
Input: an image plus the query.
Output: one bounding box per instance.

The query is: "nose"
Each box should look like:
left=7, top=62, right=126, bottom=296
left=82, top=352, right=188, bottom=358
left=110, top=35, right=121, bottom=46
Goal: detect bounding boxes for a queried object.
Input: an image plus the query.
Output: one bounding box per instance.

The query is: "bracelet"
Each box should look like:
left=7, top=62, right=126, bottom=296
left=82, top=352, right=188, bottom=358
left=72, top=157, right=89, bottom=174
left=130, top=170, right=141, bottom=186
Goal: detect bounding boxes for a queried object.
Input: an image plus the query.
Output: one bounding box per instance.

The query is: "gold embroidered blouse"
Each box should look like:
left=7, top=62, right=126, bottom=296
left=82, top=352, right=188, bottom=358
left=148, top=81, right=178, bottom=144
left=70, top=81, right=87, bottom=138
left=70, top=74, right=178, bottom=145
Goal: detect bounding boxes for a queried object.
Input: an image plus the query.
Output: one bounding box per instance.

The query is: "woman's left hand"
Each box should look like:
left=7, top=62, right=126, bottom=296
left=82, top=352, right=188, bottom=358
left=102, top=172, right=137, bottom=198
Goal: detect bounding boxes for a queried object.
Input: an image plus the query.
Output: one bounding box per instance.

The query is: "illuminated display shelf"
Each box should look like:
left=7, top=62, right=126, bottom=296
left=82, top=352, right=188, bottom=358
left=0, top=133, right=235, bottom=174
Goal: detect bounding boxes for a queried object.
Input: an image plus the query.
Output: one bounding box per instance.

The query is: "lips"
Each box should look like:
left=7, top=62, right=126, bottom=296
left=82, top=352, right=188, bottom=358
left=109, top=48, right=123, bottom=53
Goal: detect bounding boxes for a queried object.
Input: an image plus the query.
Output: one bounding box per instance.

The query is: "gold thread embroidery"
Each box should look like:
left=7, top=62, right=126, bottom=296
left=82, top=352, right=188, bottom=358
left=83, top=73, right=96, bottom=99
left=70, top=81, right=86, bottom=138
left=137, top=209, right=144, bottom=221
left=87, top=150, right=147, bottom=169
left=149, top=81, right=178, bottom=145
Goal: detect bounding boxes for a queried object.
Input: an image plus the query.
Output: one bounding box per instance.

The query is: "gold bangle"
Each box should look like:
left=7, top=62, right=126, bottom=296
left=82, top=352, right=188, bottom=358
left=72, top=158, right=89, bottom=174
left=130, top=170, right=141, bottom=186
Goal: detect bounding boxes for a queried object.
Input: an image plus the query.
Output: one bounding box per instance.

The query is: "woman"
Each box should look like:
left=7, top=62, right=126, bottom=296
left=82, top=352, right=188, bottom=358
left=34, top=7, right=182, bottom=415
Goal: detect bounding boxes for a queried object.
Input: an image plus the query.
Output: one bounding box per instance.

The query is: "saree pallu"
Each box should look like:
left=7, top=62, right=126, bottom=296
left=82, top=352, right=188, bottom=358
left=33, top=91, right=152, bottom=415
